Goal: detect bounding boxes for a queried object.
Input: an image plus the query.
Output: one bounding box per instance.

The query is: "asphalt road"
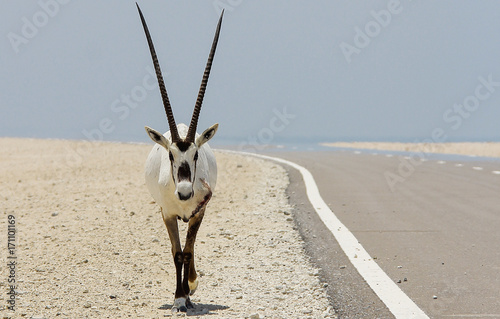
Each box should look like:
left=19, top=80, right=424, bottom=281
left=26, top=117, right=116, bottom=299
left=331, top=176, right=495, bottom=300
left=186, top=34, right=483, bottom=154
left=271, top=149, right=500, bottom=319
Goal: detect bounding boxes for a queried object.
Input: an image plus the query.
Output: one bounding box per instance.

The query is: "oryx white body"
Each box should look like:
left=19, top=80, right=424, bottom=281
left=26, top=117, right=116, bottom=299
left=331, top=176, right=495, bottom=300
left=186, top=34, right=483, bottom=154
left=145, top=123, right=217, bottom=222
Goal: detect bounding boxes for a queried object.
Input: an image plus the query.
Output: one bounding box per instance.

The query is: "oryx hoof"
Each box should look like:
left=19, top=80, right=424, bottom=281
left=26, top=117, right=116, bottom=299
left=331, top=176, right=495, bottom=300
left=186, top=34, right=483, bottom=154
left=172, top=297, right=188, bottom=313
left=186, top=297, right=194, bottom=309
left=189, top=278, right=199, bottom=295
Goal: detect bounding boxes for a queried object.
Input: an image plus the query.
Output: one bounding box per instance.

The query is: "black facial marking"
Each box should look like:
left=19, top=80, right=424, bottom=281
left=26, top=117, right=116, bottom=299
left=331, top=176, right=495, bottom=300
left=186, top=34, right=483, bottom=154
left=178, top=161, right=191, bottom=182
left=194, top=151, right=198, bottom=161
left=176, top=141, right=191, bottom=152
left=169, top=151, right=174, bottom=162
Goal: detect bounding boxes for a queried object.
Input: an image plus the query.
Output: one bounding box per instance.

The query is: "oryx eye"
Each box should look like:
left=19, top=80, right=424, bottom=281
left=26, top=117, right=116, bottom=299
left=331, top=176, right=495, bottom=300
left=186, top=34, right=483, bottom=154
left=194, top=151, right=198, bottom=161
left=169, top=151, right=174, bottom=162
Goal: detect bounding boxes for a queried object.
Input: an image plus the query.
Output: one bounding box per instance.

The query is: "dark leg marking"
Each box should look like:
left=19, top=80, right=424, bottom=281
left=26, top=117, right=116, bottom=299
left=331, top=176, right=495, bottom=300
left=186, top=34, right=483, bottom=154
left=174, top=252, right=185, bottom=300
left=164, top=216, right=188, bottom=312
left=183, top=207, right=206, bottom=299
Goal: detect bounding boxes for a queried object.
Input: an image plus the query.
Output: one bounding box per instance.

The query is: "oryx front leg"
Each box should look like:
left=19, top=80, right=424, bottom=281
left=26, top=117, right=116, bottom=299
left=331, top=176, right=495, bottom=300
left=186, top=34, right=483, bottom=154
left=163, top=216, right=188, bottom=313
left=182, top=179, right=212, bottom=303
left=183, top=208, right=206, bottom=300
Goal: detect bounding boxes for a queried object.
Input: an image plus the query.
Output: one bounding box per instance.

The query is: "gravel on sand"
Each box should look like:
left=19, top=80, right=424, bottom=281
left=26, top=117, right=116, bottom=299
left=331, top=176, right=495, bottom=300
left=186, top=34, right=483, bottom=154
left=0, top=138, right=336, bottom=318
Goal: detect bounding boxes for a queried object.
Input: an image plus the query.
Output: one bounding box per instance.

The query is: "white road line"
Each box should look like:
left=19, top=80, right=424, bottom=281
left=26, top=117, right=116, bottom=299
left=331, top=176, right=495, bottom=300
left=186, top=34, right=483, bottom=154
left=472, top=167, right=484, bottom=171
left=437, top=160, right=446, bottom=164
left=225, top=150, right=429, bottom=319
left=455, top=163, right=464, bottom=167
left=493, top=171, right=500, bottom=175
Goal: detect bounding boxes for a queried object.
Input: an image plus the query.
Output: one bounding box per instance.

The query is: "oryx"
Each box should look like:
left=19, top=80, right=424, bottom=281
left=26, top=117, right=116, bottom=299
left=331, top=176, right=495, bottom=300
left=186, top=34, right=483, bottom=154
left=136, top=4, right=223, bottom=312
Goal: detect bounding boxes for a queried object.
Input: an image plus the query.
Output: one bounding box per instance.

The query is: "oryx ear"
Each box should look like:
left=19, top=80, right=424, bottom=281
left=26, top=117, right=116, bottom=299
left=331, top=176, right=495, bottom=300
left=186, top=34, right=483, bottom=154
left=196, top=123, right=218, bottom=147
left=145, top=126, right=170, bottom=149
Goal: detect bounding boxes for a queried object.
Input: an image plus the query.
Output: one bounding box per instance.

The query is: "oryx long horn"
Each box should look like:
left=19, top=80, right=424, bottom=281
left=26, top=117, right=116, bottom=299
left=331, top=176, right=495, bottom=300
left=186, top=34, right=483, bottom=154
left=186, top=10, right=224, bottom=142
left=137, top=3, right=180, bottom=143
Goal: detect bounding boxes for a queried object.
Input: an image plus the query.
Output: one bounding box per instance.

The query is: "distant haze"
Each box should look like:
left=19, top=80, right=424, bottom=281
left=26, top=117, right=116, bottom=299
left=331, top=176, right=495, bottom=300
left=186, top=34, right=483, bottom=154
left=2, top=1, right=500, bottom=146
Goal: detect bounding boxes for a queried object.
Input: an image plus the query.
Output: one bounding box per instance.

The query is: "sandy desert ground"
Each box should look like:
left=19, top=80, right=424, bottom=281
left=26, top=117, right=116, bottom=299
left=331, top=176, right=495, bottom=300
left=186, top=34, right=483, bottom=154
left=322, top=142, right=500, bottom=158
left=0, top=138, right=335, bottom=319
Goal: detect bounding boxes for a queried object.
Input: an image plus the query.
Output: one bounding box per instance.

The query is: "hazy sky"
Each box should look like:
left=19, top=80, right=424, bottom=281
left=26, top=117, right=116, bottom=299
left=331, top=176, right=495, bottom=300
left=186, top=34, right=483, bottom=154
left=2, top=1, right=500, bottom=146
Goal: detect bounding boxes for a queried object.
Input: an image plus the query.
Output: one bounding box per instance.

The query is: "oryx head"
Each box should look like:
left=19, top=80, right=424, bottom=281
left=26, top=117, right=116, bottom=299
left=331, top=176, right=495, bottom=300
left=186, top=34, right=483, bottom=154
left=137, top=4, right=222, bottom=201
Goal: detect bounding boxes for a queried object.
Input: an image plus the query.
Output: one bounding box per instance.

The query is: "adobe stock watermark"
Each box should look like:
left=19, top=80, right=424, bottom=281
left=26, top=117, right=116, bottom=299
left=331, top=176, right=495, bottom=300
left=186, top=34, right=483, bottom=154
left=384, top=74, right=500, bottom=192
left=7, top=0, right=72, bottom=54
left=64, top=65, right=157, bottom=168
left=237, top=107, right=296, bottom=153
left=6, top=214, right=18, bottom=314
left=339, top=0, right=409, bottom=64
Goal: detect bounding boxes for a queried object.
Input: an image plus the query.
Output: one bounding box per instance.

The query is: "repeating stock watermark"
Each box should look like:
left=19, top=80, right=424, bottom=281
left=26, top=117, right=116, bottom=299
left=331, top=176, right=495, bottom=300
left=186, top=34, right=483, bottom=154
left=339, top=0, right=412, bottom=64
left=237, top=107, right=296, bottom=153
left=384, top=74, right=500, bottom=191
left=7, top=0, right=72, bottom=53
left=212, top=0, right=245, bottom=15
left=64, top=66, right=157, bottom=167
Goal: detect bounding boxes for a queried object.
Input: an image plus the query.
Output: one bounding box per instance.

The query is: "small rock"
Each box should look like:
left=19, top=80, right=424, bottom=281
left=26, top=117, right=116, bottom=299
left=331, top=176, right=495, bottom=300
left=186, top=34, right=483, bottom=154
left=51, top=212, right=59, bottom=217
left=397, top=265, right=403, bottom=269
left=433, top=295, right=438, bottom=299
left=235, top=295, right=243, bottom=299
left=397, top=279, right=402, bottom=283
left=109, top=295, right=117, bottom=299
left=249, top=313, right=260, bottom=319
left=339, top=265, right=346, bottom=269
left=83, top=302, right=92, bottom=308
left=324, top=306, right=333, bottom=314
left=310, top=270, right=320, bottom=276
left=403, top=277, right=407, bottom=282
